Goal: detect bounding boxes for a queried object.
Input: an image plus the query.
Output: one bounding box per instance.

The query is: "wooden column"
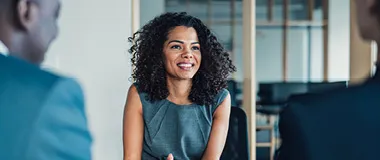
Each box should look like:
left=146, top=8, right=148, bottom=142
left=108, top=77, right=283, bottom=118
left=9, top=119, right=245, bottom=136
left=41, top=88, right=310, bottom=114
left=207, top=0, right=212, bottom=26
left=231, top=0, right=236, bottom=79
left=131, top=0, right=140, bottom=34
left=308, top=0, right=314, bottom=21
left=322, top=0, right=329, bottom=81
left=282, top=0, right=288, bottom=81
left=268, top=0, right=273, bottom=21
left=349, top=0, right=372, bottom=84
left=242, top=0, right=256, bottom=159
left=131, top=0, right=140, bottom=74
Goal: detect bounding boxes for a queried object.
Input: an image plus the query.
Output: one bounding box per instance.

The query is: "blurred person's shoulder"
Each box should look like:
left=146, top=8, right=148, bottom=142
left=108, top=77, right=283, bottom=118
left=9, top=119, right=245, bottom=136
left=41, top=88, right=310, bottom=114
left=2, top=55, right=77, bottom=90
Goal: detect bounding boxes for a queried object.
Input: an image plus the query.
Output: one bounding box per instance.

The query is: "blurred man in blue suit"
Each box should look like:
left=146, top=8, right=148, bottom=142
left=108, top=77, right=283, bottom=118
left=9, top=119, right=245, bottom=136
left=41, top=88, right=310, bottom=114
left=278, top=0, right=380, bottom=159
left=0, top=0, right=92, bottom=159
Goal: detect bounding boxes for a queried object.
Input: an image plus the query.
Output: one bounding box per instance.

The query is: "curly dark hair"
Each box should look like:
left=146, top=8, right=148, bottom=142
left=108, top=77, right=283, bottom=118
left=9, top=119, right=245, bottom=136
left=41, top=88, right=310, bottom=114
left=128, top=12, right=236, bottom=106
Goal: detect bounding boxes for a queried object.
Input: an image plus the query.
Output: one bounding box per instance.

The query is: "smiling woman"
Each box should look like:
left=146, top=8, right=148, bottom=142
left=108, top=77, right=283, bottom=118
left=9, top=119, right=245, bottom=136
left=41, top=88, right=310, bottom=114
left=123, top=12, right=236, bottom=160
left=163, top=26, right=201, bottom=81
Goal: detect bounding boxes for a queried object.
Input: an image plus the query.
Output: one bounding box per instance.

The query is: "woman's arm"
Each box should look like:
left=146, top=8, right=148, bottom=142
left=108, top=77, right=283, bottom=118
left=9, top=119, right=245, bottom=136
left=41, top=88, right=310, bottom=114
left=202, top=93, right=231, bottom=160
left=123, top=85, right=144, bottom=160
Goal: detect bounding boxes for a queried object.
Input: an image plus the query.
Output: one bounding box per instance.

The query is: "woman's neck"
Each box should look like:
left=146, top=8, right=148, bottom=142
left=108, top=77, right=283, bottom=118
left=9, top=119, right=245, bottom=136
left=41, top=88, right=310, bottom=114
left=166, top=76, right=192, bottom=104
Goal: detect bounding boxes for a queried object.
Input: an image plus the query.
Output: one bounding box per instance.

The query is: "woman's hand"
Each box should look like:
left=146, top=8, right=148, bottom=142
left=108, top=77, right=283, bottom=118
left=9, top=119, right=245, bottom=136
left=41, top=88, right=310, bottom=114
left=167, top=153, right=174, bottom=160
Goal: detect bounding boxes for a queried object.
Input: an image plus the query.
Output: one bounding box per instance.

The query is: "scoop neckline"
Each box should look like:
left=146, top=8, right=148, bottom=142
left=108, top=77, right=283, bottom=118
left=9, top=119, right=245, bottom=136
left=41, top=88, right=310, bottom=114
left=164, top=99, right=196, bottom=107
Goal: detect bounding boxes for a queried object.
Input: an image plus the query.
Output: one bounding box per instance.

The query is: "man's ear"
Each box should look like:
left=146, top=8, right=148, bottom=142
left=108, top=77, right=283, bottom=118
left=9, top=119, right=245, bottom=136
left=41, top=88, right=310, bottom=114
left=15, top=0, right=38, bottom=31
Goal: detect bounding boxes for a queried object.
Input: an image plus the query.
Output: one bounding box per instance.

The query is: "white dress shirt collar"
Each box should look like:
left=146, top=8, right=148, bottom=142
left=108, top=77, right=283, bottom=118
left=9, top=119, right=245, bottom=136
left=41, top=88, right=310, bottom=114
left=0, top=40, right=9, bottom=56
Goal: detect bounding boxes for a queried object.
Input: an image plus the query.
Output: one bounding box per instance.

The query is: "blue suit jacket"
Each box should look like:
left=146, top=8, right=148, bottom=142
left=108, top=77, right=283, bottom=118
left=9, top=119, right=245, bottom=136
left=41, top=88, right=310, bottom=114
left=0, top=54, right=92, bottom=160
left=278, top=69, right=380, bottom=160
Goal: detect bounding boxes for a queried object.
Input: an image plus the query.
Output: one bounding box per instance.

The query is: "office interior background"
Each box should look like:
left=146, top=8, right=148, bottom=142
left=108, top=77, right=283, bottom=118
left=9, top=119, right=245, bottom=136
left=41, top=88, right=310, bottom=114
left=41, top=0, right=376, bottom=159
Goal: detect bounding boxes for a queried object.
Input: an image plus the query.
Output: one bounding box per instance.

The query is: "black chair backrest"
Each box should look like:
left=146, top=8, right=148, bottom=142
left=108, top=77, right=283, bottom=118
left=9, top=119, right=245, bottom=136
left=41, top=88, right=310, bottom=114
left=221, top=107, right=249, bottom=160
left=258, top=82, right=347, bottom=105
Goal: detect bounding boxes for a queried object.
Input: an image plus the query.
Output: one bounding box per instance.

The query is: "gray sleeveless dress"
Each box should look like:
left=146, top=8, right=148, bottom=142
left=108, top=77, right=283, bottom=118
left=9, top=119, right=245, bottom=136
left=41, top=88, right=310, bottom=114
left=135, top=84, right=229, bottom=160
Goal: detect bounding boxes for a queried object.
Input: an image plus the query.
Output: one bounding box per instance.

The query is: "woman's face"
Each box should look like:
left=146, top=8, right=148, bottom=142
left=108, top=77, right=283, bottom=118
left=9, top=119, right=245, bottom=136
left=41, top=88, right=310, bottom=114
left=163, top=26, right=202, bottom=80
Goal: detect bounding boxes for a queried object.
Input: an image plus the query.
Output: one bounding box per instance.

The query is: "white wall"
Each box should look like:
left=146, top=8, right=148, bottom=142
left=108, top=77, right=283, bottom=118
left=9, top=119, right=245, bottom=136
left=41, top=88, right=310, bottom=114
left=255, top=28, right=283, bottom=83
left=255, top=5, right=321, bottom=84
left=254, top=0, right=350, bottom=83
left=140, top=0, right=165, bottom=26
left=43, top=0, right=133, bottom=159
left=328, top=0, right=350, bottom=81
left=309, top=28, right=324, bottom=82
left=287, top=29, right=309, bottom=82
left=255, top=27, right=312, bottom=83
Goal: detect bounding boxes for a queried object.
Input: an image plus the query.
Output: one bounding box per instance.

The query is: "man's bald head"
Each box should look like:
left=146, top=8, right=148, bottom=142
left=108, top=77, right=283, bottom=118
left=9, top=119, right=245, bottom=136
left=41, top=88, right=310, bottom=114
left=0, top=0, right=12, bottom=9
left=0, top=0, right=15, bottom=20
left=0, top=0, right=61, bottom=64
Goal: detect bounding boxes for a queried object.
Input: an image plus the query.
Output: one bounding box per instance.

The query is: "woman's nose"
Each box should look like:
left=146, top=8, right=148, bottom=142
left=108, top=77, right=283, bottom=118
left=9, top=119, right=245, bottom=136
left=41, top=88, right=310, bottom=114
left=182, top=48, right=193, bottom=59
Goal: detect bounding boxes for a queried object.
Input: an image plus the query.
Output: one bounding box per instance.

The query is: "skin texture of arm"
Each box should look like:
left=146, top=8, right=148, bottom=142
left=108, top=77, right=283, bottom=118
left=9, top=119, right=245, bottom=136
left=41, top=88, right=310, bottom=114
left=123, top=85, right=144, bottom=160
left=202, top=93, right=231, bottom=160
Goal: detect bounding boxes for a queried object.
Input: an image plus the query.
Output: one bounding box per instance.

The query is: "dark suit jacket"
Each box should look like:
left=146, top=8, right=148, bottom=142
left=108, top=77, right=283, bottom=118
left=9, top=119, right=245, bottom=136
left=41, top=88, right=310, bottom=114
left=278, top=71, right=380, bottom=160
left=0, top=54, right=92, bottom=160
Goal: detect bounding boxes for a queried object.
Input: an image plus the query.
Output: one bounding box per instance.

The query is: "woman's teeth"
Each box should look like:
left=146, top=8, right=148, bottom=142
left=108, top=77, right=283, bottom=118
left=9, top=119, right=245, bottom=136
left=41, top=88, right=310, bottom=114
left=177, top=63, right=193, bottom=71
left=178, top=63, right=192, bottom=67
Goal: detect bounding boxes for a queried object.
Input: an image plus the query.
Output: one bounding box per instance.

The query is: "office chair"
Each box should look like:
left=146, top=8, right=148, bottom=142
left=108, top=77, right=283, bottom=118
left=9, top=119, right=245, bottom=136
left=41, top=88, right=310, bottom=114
left=221, top=107, right=249, bottom=160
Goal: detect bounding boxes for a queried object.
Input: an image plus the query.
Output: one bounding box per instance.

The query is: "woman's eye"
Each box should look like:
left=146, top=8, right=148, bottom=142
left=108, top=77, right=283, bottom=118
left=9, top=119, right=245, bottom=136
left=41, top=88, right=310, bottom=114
left=171, top=45, right=182, bottom=49
left=192, top=46, right=200, bottom=50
